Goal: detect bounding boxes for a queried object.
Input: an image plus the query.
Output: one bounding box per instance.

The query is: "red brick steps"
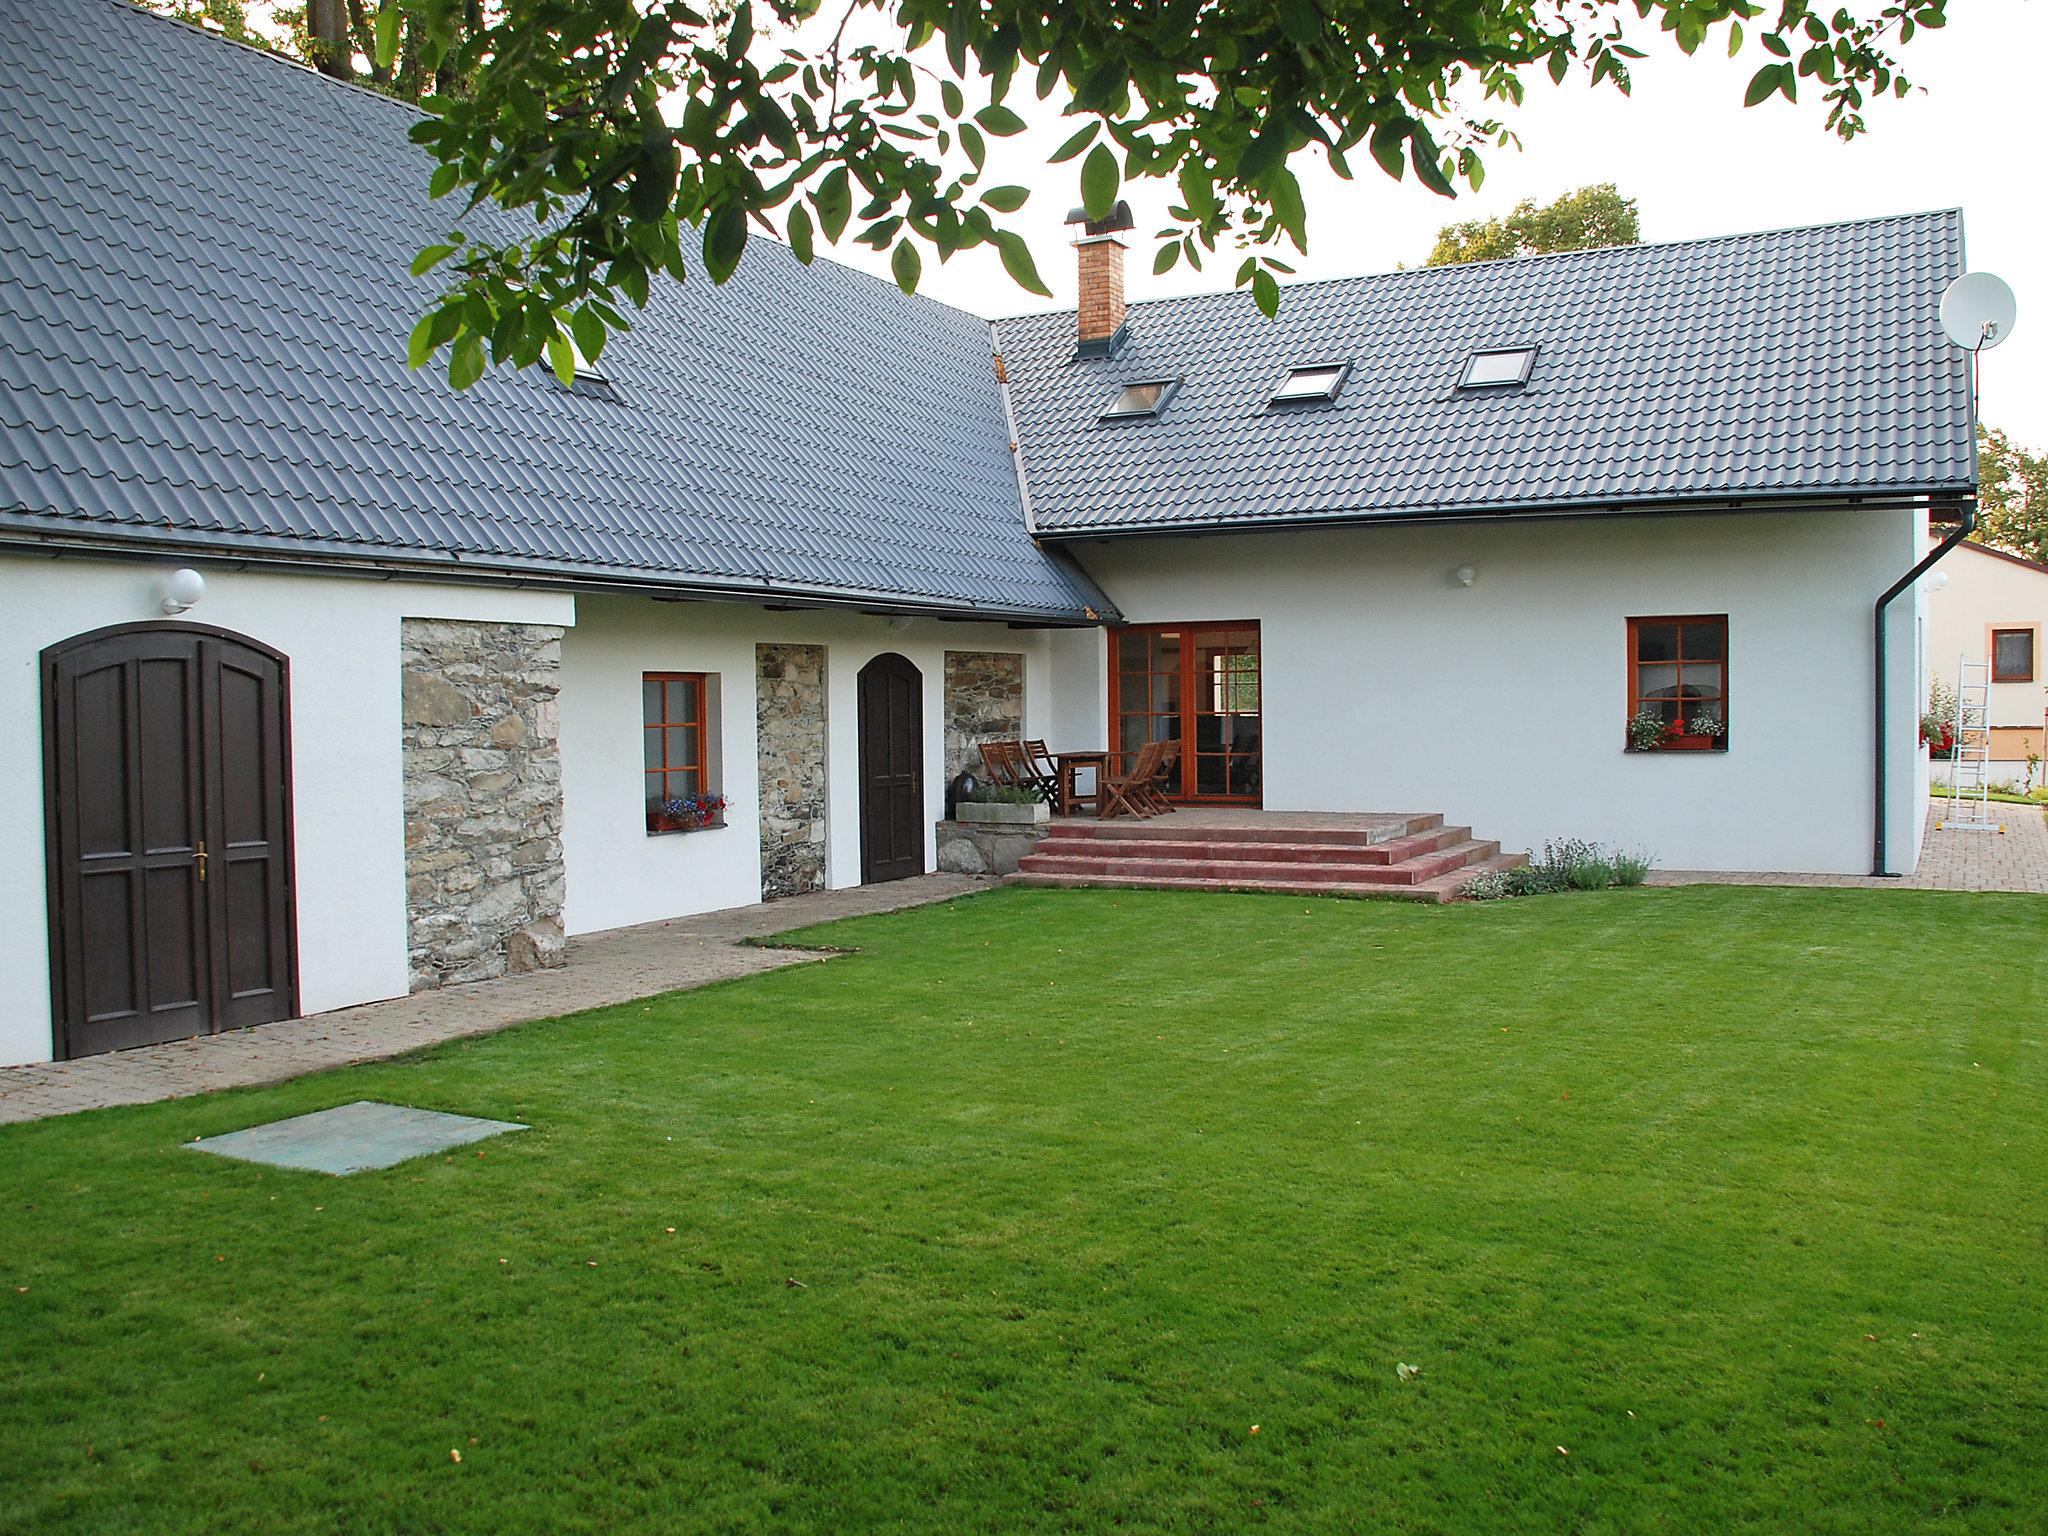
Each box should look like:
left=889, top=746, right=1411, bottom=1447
left=1008, top=813, right=1527, bottom=903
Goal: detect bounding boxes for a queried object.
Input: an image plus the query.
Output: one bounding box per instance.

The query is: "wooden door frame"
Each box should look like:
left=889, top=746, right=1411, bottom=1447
left=856, top=650, right=925, bottom=884
left=1107, top=621, right=1264, bottom=805
left=41, top=620, right=300, bottom=1060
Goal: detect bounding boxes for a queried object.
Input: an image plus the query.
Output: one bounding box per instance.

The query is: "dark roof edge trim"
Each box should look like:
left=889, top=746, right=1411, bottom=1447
left=0, top=524, right=1116, bottom=626
left=1032, top=485, right=1980, bottom=542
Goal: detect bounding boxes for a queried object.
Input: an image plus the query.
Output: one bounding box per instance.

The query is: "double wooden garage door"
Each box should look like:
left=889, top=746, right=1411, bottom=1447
left=43, top=624, right=296, bottom=1060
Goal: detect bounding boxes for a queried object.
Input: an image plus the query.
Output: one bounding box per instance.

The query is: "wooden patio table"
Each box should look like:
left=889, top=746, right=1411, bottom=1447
left=1055, top=751, right=1109, bottom=817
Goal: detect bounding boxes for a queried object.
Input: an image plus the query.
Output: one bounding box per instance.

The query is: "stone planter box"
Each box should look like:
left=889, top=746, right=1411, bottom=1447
left=955, top=800, right=1050, bottom=827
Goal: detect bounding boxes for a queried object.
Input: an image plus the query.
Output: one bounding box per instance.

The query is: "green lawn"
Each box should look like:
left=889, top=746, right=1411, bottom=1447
left=4, top=886, right=2046, bottom=1534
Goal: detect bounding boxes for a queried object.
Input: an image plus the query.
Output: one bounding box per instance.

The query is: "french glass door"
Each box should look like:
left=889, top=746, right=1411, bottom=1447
left=1109, top=623, right=1262, bottom=803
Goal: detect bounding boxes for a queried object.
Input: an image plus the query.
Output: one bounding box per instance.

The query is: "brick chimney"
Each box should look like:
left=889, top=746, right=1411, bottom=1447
left=1067, top=201, right=1135, bottom=357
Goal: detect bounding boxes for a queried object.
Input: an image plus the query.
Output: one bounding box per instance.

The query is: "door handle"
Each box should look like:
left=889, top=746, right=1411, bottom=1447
left=195, top=840, right=208, bottom=884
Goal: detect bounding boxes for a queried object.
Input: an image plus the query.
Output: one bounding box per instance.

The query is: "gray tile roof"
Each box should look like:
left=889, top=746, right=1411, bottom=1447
left=0, top=0, right=1112, bottom=622
left=996, top=210, right=1978, bottom=537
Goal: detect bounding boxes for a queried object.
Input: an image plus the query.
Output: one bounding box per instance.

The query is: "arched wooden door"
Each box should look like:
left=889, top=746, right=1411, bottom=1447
left=42, top=623, right=296, bottom=1059
left=857, top=653, right=924, bottom=884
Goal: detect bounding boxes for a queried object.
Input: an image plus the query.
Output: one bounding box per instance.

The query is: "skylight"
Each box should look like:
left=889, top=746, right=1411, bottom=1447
left=1459, top=347, right=1537, bottom=389
left=1101, top=379, right=1179, bottom=420
left=1270, top=363, right=1348, bottom=405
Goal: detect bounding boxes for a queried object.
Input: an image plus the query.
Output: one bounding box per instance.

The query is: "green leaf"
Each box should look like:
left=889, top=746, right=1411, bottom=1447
left=373, top=3, right=401, bottom=71
left=1409, top=130, right=1455, bottom=198
left=815, top=167, right=851, bottom=241
left=959, top=120, right=987, bottom=169
left=1250, top=268, right=1279, bottom=317
left=571, top=306, right=607, bottom=365
left=992, top=229, right=1051, bottom=297
left=448, top=330, right=485, bottom=390
left=703, top=201, right=747, bottom=283
left=1235, top=127, right=1288, bottom=184
left=941, top=80, right=964, bottom=119
left=974, top=103, right=1027, bottom=136
left=1762, top=31, right=1791, bottom=56
left=1153, top=241, right=1179, bottom=275
left=407, top=310, right=442, bottom=370
left=1266, top=166, right=1306, bottom=243
left=1369, top=121, right=1408, bottom=180
left=1728, top=20, right=1744, bottom=57
left=980, top=185, right=1030, bottom=214
left=410, top=243, right=458, bottom=277
left=1744, top=63, right=1782, bottom=105
left=428, top=163, right=461, bottom=200
left=1080, top=142, right=1119, bottom=220
left=786, top=200, right=814, bottom=263
left=1049, top=121, right=1101, bottom=163
left=546, top=330, right=577, bottom=388
left=890, top=237, right=922, bottom=293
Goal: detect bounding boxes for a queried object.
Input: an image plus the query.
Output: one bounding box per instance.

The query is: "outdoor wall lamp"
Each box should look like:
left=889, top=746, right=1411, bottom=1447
left=1452, top=562, right=1479, bottom=588
left=159, top=567, right=206, bottom=615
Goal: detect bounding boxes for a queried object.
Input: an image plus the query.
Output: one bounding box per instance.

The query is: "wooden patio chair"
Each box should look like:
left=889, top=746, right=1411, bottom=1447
left=1018, top=739, right=1061, bottom=804
left=1100, top=739, right=1165, bottom=820
left=1139, top=741, right=1180, bottom=815
left=978, top=739, right=1022, bottom=789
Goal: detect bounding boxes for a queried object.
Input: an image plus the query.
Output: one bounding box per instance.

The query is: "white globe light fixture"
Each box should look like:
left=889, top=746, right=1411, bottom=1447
left=1452, top=562, right=1478, bottom=589
left=159, top=567, right=206, bottom=615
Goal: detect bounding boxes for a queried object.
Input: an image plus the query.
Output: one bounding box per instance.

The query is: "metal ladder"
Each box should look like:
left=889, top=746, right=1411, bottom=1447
left=1943, top=656, right=1998, bottom=832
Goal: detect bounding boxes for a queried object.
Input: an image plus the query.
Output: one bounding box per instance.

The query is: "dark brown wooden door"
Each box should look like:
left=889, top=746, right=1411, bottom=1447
left=857, top=652, right=923, bottom=884
left=43, top=624, right=296, bottom=1059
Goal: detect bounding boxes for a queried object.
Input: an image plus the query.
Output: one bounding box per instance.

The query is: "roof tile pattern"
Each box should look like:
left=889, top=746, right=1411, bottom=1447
left=0, top=0, right=1107, bottom=620
left=996, top=212, right=1977, bottom=535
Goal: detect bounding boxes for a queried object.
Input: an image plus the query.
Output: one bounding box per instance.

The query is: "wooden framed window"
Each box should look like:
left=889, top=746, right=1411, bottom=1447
left=643, top=673, right=713, bottom=831
left=1991, top=627, right=2037, bottom=684
left=1627, top=616, right=1729, bottom=751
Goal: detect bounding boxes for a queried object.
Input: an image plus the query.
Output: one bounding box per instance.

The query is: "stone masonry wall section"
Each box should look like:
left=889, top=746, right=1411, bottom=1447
left=401, top=619, right=567, bottom=992
left=944, top=650, right=1025, bottom=786
left=756, top=642, right=828, bottom=900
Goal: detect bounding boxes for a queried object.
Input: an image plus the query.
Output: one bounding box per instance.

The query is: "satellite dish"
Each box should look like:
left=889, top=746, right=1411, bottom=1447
left=1939, top=271, right=2017, bottom=352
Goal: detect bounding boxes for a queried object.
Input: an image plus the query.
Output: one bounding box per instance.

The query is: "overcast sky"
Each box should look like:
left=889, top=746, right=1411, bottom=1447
left=819, top=0, right=2046, bottom=450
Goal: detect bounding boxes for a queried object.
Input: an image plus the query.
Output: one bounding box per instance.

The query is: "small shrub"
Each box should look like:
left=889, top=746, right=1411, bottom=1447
left=1466, top=839, right=1656, bottom=900
left=963, top=784, right=1040, bottom=805
left=1462, top=869, right=1513, bottom=900
left=1609, top=850, right=1655, bottom=886
left=1569, top=855, right=1615, bottom=891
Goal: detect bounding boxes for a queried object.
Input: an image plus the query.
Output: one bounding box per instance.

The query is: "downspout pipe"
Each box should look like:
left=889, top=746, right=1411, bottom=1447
left=1872, top=502, right=1975, bottom=875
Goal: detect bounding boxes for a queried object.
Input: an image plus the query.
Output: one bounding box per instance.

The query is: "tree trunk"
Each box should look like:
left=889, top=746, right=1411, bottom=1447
left=306, top=0, right=352, bottom=81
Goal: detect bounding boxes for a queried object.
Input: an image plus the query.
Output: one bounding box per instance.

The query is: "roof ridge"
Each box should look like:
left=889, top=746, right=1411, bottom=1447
left=113, top=0, right=429, bottom=117
left=999, top=207, right=1964, bottom=324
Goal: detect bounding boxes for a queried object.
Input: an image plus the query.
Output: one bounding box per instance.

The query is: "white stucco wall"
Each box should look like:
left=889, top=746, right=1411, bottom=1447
left=1925, top=540, right=2048, bottom=743
left=556, top=596, right=1053, bottom=937
left=0, top=551, right=574, bottom=1068
left=1056, top=505, right=1927, bottom=875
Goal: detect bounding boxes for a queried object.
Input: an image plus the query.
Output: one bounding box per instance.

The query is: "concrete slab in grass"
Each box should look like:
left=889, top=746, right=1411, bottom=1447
left=186, top=1100, right=527, bottom=1175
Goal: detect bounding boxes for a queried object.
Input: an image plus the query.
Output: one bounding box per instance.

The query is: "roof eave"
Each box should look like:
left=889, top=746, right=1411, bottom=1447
left=1031, top=482, right=1981, bottom=542
left=0, top=521, right=1116, bottom=627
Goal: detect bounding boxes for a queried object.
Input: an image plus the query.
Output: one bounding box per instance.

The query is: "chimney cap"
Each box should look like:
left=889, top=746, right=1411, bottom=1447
left=1065, top=201, right=1135, bottom=237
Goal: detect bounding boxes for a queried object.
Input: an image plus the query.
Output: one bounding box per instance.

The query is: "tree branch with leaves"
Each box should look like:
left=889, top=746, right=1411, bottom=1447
left=377, top=0, right=1946, bottom=389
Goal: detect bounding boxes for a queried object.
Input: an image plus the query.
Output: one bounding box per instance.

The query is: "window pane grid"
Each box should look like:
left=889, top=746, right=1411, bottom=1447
left=1628, top=617, right=1728, bottom=748
left=643, top=672, right=710, bottom=824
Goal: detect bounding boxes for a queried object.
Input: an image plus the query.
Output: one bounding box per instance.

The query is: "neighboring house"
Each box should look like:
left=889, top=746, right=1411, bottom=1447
left=0, top=0, right=1978, bottom=1066
left=1925, top=539, right=2048, bottom=780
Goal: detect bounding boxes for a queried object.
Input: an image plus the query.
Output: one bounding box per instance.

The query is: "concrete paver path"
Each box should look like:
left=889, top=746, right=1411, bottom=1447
left=1652, top=801, right=2048, bottom=894
left=0, top=874, right=985, bottom=1126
